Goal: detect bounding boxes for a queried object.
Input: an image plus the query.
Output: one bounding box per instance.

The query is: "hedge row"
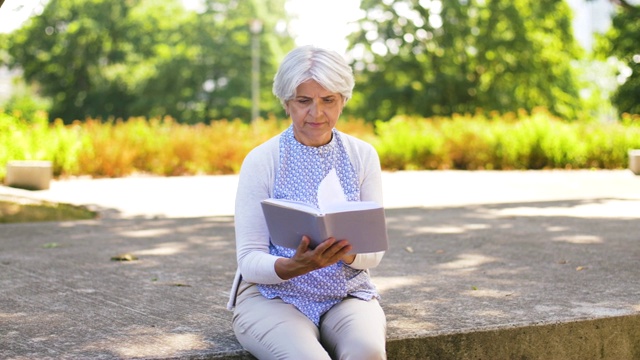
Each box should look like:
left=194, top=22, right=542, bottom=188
left=1, top=109, right=639, bottom=180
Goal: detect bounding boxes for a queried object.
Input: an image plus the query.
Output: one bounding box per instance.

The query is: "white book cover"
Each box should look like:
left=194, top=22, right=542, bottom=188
left=260, top=169, right=388, bottom=254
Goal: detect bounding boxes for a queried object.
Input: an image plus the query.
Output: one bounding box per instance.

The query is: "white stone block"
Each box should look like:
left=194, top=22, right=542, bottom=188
left=630, top=150, right=640, bottom=175
left=5, top=160, right=53, bottom=190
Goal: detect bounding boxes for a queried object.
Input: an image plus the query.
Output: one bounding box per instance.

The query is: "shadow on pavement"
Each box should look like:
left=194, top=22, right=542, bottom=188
left=1, top=198, right=638, bottom=359
left=379, top=198, right=639, bottom=340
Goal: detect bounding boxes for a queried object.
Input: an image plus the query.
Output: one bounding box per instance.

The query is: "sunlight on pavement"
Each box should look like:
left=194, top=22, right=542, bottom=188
left=490, top=199, right=640, bottom=218
left=437, top=253, right=498, bottom=270
left=552, top=235, right=603, bottom=244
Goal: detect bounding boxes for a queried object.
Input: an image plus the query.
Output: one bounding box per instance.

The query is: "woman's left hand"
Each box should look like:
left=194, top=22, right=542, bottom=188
left=274, top=236, right=352, bottom=280
left=342, top=253, right=356, bottom=264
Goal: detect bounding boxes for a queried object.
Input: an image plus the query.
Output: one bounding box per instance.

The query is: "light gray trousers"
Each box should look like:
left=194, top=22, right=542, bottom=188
left=232, top=281, right=387, bottom=360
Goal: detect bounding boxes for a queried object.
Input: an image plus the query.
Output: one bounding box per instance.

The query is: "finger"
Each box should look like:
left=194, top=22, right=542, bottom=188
left=297, top=236, right=311, bottom=253
left=334, top=240, right=353, bottom=256
left=333, top=243, right=353, bottom=260
left=322, top=239, right=352, bottom=258
left=342, top=253, right=356, bottom=264
left=314, top=237, right=336, bottom=253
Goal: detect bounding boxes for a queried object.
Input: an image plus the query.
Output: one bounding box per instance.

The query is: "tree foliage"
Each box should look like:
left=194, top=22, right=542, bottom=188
left=4, top=0, right=292, bottom=123
left=346, top=0, right=584, bottom=121
left=5, top=0, right=634, bottom=123
left=595, top=1, right=640, bottom=115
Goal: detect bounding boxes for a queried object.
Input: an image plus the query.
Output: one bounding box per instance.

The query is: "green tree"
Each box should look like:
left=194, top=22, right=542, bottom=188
left=6, top=0, right=188, bottom=122
left=5, top=0, right=292, bottom=123
left=347, top=0, right=584, bottom=121
left=594, top=0, right=640, bottom=115
left=183, top=0, right=292, bottom=122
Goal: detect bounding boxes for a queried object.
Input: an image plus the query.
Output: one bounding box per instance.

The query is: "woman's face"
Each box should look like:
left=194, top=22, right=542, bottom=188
left=285, top=80, right=345, bottom=147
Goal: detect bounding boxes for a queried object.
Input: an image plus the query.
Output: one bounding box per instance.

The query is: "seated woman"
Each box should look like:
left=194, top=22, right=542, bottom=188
left=227, top=45, right=387, bottom=360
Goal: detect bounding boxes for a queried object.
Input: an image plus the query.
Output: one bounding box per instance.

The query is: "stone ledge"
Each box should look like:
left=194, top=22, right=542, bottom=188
left=629, top=149, right=640, bottom=175
left=5, top=160, right=52, bottom=190
left=385, top=314, right=640, bottom=360
left=1, top=172, right=639, bottom=360
left=198, top=314, right=640, bottom=359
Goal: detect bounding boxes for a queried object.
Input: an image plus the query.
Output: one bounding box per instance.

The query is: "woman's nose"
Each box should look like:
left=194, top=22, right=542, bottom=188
left=309, top=100, right=322, bottom=117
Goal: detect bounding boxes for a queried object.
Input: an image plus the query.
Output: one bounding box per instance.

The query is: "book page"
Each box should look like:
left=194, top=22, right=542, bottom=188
left=317, top=168, right=348, bottom=212
left=323, top=200, right=381, bottom=214
left=262, top=197, right=380, bottom=215
left=261, top=198, right=321, bottom=215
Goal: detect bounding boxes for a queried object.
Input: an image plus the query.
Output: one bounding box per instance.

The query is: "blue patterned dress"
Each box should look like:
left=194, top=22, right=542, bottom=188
left=257, top=126, right=379, bottom=326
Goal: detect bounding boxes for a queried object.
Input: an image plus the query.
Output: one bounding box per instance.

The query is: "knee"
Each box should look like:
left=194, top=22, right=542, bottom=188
left=334, top=339, right=386, bottom=360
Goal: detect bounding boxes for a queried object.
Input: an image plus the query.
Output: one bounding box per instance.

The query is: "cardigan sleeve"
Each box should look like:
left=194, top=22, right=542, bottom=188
left=233, top=137, right=287, bottom=284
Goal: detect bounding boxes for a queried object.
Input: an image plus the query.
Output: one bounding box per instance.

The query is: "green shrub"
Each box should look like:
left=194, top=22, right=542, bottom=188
left=0, top=111, right=85, bottom=178
left=1, top=109, right=639, bottom=181
left=372, top=109, right=640, bottom=171
left=374, top=116, right=444, bottom=170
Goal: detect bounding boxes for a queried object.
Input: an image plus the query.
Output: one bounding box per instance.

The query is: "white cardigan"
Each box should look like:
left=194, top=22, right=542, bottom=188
left=227, top=130, right=385, bottom=309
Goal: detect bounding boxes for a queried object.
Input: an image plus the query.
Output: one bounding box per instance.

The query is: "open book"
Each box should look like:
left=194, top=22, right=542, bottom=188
left=261, top=198, right=388, bottom=254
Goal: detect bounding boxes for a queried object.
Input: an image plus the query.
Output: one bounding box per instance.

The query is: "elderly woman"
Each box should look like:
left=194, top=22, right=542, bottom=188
left=227, top=45, right=387, bottom=360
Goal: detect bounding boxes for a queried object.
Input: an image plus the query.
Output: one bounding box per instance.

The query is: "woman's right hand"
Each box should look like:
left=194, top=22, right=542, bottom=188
left=274, top=236, right=352, bottom=280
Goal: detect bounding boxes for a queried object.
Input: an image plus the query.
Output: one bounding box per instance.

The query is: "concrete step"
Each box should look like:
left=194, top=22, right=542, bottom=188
left=1, top=201, right=639, bottom=359
left=386, top=315, right=640, bottom=360
left=1, top=171, right=639, bottom=359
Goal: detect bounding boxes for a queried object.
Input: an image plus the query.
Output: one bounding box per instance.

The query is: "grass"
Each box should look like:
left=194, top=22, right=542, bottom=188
left=0, top=199, right=97, bottom=223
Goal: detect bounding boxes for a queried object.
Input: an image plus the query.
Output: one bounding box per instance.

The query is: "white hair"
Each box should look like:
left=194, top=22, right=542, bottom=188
left=272, top=45, right=355, bottom=107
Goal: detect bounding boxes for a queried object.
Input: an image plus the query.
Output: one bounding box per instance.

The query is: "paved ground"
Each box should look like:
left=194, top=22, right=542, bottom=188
left=1, top=170, right=639, bottom=359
